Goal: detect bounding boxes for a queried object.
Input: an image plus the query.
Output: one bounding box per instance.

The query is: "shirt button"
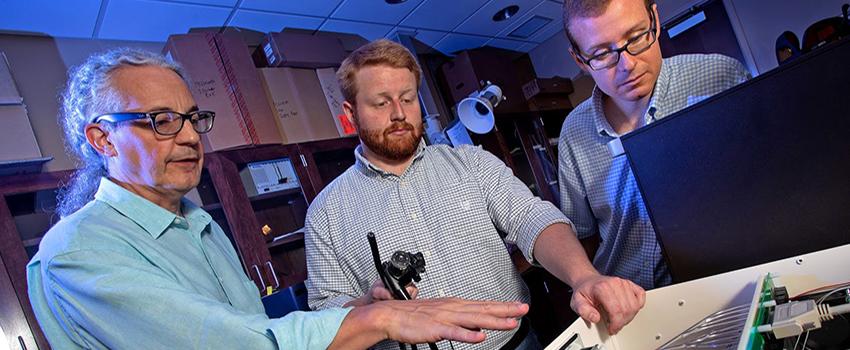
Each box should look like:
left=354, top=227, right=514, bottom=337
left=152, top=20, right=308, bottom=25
left=438, top=289, right=446, bottom=297
left=411, top=213, right=418, bottom=220
left=424, top=250, right=431, bottom=258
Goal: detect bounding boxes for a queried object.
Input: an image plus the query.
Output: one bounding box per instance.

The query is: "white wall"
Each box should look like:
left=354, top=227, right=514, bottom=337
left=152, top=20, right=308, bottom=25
left=529, top=0, right=850, bottom=81
left=725, top=0, right=848, bottom=74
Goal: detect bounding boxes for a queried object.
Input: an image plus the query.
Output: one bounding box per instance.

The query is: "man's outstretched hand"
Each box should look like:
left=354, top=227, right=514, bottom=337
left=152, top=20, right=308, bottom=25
left=330, top=298, right=529, bottom=349
left=570, top=274, right=645, bottom=334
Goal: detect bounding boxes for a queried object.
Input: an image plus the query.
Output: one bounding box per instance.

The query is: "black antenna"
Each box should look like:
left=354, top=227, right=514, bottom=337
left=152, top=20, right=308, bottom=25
left=367, top=232, right=383, bottom=275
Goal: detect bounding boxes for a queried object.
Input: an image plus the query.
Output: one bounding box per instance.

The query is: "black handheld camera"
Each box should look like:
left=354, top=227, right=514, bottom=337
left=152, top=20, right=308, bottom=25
left=367, top=232, right=426, bottom=300
left=367, top=232, right=437, bottom=350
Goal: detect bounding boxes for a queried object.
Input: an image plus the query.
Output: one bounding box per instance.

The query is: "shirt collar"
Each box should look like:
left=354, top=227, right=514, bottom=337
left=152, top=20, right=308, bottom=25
left=94, top=178, right=210, bottom=239
left=354, top=139, right=427, bottom=178
left=592, top=58, right=673, bottom=137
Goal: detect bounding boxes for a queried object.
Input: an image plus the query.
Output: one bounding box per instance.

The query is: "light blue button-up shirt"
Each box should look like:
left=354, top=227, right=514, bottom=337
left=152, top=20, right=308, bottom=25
left=27, top=178, right=349, bottom=349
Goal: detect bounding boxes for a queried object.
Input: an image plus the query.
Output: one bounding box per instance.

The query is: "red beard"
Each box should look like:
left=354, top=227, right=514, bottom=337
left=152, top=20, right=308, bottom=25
left=357, top=120, right=423, bottom=161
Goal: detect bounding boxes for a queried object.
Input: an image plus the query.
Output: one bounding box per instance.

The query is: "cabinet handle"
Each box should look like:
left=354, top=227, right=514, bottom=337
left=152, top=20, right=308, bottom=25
left=266, top=261, right=281, bottom=289
left=18, top=336, right=27, bottom=350
left=299, top=154, right=307, bottom=168
left=252, top=264, right=266, bottom=291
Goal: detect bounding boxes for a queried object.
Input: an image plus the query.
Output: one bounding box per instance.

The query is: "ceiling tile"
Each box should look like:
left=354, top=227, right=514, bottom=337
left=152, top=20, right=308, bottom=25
left=99, top=0, right=231, bottom=42
left=527, top=21, right=563, bottom=43
left=229, top=9, right=324, bottom=33
left=331, top=0, right=425, bottom=25
left=496, top=0, right=560, bottom=40
left=518, top=42, right=536, bottom=52
left=484, top=37, right=530, bottom=51
left=154, top=0, right=238, bottom=7
left=239, top=0, right=344, bottom=17
left=433, top=33, right=490, bottom=55
left=319, top=20, right=394, bottom=40
left=454, top=0, right=543, bottom=37
left=0, top=0, right=102, bottom=38
left=399, top=0, right=489, bottom=31
left=387, top=27, right=447, bottom=47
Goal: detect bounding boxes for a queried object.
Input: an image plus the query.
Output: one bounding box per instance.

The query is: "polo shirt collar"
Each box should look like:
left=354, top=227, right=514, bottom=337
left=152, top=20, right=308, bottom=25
left=592, top=58, right=673, bottom=138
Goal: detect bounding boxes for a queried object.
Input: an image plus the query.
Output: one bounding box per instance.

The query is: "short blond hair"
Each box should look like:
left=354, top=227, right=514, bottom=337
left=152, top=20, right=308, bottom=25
left=337, top=39, right=422, bottom=103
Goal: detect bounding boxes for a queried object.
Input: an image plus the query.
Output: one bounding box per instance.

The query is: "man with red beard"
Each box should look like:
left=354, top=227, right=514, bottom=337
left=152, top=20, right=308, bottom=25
left=558, top=0, right=749, bottom=292
left=305, top=39, right=645, bottom=350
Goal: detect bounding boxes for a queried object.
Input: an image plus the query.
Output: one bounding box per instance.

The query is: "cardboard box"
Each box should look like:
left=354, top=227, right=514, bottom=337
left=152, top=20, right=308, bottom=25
left=0, top=52, right=23, bottom=105
left=521, top=77, right=574, bottom=101
left=314, top=31, right=368, bottom=54
left=165, top=33, right=252, bottom=152
left=527, top=95, right=572, bottom=111
left=0, top=104, right=42, bottom=161
left=258, top=67, right=342, bottom=144
left=213, top=33, right=282, bottom=146
left=164, top=33, right=282, bottom=152
left=254, top=32, right=348, bottom=68
left=315, top=67, right=356, bottom=136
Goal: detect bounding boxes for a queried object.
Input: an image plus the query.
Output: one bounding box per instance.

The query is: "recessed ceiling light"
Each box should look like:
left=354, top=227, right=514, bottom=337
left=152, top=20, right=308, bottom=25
left=493, top=5, right=520, bottom=22
left=385, top=0, right=408, bottom=4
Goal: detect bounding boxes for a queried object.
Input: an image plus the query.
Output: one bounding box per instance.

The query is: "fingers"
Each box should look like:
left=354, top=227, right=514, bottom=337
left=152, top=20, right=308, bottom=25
left=428, top=298, right=528, bottom=320
left=602, top=279, right=644, bottom=334
left=381, top=299, right=527, bottom=345
left=571, top=276, right=645, bottom=334
left=370, top=282, right=419, bottom=301
left=406, top=284, right=418, bottom=299
left=570, top=293, right=601, bottom=324
left=429, top=301, right=525, bottom=331
left=371, top=286, right=395, bottom=301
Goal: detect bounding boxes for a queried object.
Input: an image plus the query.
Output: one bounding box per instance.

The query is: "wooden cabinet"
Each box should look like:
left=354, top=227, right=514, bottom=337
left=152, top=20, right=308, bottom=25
left=0, top=170, right=73, bottom=350
left=199, top=137, right=359, bottom=293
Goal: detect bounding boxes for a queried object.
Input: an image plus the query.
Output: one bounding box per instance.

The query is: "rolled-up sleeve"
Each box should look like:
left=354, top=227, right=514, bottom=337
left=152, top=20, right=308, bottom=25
left=467, top=146, right=573, bottom=263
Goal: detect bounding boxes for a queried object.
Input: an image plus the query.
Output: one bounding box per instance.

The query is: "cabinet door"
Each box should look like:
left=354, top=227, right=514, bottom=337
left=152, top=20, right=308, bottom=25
left=0, top=171, right=71, bottom=350
left=0, top=251, right=36, bottom=350
left=297, top=136, right=359, bottom=198
left=204, top=144, right=316, bottom=292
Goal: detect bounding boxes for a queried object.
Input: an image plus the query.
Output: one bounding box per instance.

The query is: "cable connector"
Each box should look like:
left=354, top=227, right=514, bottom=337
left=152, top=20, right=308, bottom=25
left=755, top=299, right=850, bottom=339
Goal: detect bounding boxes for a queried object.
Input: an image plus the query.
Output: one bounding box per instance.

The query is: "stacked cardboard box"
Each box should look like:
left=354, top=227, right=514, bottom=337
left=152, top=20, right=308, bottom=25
left=258, top=67, right=345, bottom=144
left=0, top=52, right=42, bottom=162
left=254, top=32, right=348, bottom=69
left=164, top=33, right=282, bottom=152
left=315, top=67, right=356, bottom=137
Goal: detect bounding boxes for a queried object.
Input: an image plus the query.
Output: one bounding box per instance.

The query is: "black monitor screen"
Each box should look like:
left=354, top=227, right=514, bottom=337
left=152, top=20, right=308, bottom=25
left=622, top=38, right=850, bottom=283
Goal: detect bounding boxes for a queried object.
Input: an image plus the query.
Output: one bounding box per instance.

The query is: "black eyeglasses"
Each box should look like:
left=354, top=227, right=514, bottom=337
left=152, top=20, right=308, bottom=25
left=91, top=110, right=215, bottom=136
left=575, top=9, right=658, bottom=70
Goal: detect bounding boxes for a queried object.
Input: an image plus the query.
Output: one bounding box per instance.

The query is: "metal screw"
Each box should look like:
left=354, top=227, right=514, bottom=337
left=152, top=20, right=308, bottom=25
left=796, top=258, right=804, bottom=265
left=678, top=299, right=686, bottom=306
left=655, top=333, right=662, bottom=340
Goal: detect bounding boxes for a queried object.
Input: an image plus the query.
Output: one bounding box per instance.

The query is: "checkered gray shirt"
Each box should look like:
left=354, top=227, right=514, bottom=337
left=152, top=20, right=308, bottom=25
left=558, top=54, right=750, bottom=290
left=305, top=142, right=570, bottom=349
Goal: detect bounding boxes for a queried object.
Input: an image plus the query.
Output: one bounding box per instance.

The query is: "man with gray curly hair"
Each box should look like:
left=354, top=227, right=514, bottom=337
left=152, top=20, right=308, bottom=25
left=26, top=47, right=528, bottom=349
